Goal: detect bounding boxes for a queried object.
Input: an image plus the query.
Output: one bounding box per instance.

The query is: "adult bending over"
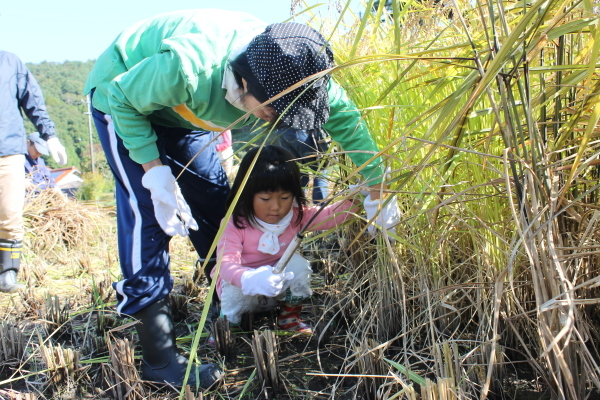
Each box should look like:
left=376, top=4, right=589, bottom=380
left=84, top=9, right=400, bottom=389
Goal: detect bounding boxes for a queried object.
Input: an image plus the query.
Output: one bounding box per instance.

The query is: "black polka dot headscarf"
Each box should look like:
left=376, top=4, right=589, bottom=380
left=246, top=22, right=334, bottom=130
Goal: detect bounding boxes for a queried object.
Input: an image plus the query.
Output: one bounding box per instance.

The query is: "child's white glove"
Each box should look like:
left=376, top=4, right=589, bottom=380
left=241, top=266, right=294, bottom=297
left=363, top=194, right=401, bottom=238
left=141, top=166, right=198, bottom=237
left=46, top=137, right=68, bottom=165
left=282, top=253, right=313, bottom=303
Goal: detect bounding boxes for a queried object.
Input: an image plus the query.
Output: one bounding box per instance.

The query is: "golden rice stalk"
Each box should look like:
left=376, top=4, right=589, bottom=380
left=431, top=341, right=496, bottom=399
left=507, top=168, right=600, bottom=399
left=336, top=233, right=407, bottom=342
left=17, top=287, right=42, bottom=318
left=96, top=311, right=117, bottom=335
left=88, top=271, right=114, bottom=308
left=40, top=342, right=81, bottom=386
left=184, top=385, right=204, bottom=400
left=352, top=339, right=392, bottom=400
left=20, top=260, right=46, bottom=288
left=84, top=334, right=108, bottom=359
left=0, top=389, right=38, bottom=400
left=23, top=188, right=112, bottom=256
left=0, top=321, right=27, bottom=364
left=75, top=252, right=93, bottom=275
left=212, top=316, right=234, bottom=359
left=181, top=275, right=204, bottom=299
left=251, top=329, right=280, bottom=391
left=43, top=294, right=70, bottom=335
left=420, top=377, right=458, bottom=400
left=103, top=335, right=145, bottom=400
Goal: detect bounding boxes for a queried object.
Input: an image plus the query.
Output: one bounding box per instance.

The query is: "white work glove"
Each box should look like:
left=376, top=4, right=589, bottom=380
left=24, top=178, right=35, bottom=192
left=348, top=184, right=369, bottom=197
left=240, top=266, right=294, bottom=297
left=46, top=137, right=68, bottom=165
left=363, top=194, right=401, bottom=238
left=141, top=165, right=199, bottom=237
left=283, top=253, right=313, bottom=301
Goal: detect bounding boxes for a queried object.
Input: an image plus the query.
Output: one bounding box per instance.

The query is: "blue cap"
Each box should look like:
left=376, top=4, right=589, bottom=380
left=28, top=132, right=49, bottom=155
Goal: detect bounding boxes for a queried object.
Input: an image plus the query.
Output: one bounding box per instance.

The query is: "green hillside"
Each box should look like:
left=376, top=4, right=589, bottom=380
left=25, top=60, right=98, bottom=172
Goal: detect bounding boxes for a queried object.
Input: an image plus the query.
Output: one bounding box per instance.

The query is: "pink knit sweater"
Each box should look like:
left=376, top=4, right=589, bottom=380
left=213, top=200, right=357, bottom=297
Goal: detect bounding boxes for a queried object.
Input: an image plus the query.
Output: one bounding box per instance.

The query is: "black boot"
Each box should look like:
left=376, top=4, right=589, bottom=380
left=0, top=239, right=24, bottom=293
left=133, top=296, right=223, bottom=389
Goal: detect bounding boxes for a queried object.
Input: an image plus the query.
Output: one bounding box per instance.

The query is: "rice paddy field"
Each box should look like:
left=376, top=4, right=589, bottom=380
left=1, top=0, right=600, bottom=398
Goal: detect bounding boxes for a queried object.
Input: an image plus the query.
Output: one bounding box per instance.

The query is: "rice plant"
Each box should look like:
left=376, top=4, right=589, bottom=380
left=39, top=342, right=82, bottom=387
left=43, top=294, right=71, bottom=337
left=0, top=321, right=28, bottom=371
left=299, top=0, right=600, bottom=398
left=251, top=329, right=281, bottom=394
left=213, top=316, right=235, bottom=359
left=103, top=334, right=145, bottom=400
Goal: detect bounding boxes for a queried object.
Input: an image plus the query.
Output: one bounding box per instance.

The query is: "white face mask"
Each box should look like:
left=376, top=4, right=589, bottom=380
left=222, top=66, right=247, bottom=112
left=222, top=25, right=266, bottom=111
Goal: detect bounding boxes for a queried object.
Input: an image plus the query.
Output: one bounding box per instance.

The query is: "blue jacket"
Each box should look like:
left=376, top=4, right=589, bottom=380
left=24, top=153, right=55, bottom=190
left=0, top=51, right=56, bottom=157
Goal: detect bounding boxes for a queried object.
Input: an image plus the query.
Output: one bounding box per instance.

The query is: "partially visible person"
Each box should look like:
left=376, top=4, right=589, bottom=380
left=213, top=145, right=359, bottom=336
left=0, top=50, right=67, bottom=293
left=24, top=132, right=57, bottom=193
left=276, top=127, right=330, bottom=204
left=214, top=130, right=235, bottom=180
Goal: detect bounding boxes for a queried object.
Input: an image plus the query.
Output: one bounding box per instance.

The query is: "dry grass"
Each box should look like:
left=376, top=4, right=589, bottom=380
left=0, top=181, right=592, bottom=400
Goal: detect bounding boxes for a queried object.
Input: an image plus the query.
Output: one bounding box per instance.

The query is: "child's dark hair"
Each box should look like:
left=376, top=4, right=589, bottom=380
left=227, top=145, right=307, bottom=229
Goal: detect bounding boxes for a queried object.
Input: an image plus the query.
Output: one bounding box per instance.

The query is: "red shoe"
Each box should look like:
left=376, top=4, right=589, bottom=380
left=277, top=304, right=313, bottom=334
left=206, top=334, right=216, bottom=348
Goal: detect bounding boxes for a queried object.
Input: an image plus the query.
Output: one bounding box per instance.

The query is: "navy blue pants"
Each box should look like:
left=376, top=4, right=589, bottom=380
left=277, top=128, right=329, bottom=203
left=92, top=107, right=230, bottom=316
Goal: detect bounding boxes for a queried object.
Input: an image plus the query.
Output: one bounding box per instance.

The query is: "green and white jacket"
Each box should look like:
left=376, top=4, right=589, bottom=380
left=84, top=9, right=384, bottom=182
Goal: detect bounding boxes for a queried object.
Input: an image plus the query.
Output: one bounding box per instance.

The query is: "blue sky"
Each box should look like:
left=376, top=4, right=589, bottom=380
left=0, top=0, right=352, bottom=63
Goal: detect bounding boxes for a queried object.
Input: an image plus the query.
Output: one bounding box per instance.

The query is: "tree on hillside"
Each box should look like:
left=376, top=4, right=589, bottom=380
left=25, top=60, right=97, bottom=172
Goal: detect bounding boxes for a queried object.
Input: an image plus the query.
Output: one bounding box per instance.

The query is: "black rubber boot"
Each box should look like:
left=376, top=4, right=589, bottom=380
left=133, top=296, right=223, bottom=389
left=0, top=239, right=25, bottom=293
